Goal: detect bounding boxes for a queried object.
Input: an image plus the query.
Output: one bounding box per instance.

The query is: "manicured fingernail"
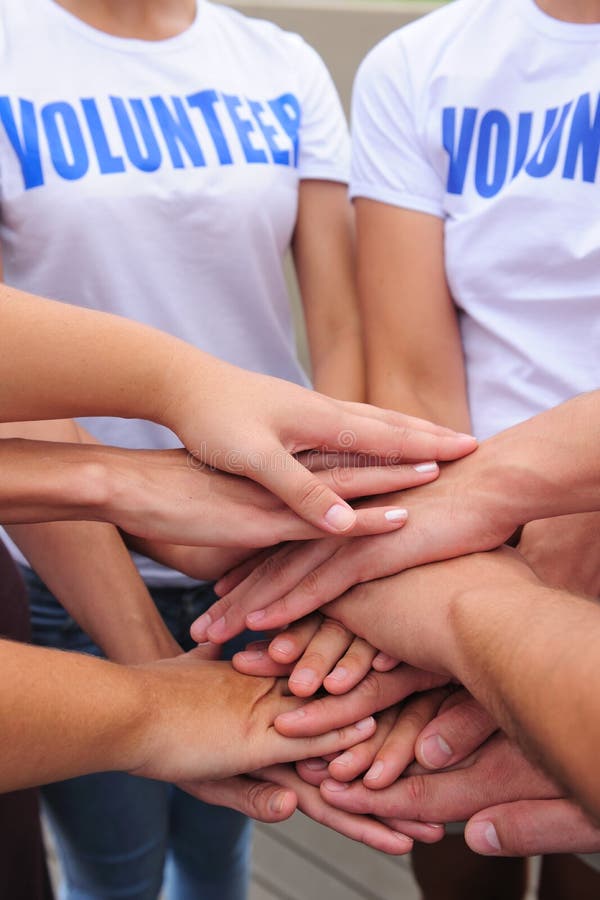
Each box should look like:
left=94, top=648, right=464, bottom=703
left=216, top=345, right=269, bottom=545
left=271, top=639, right=294, bottom=658
left=365, top=760, right=385, bottom=781
left=324, top=503, right=356, bottom=532
left=247, top=609, right=267, bottom=626
left=333, top=751, right=354, bottom=768
left=458, top=433, right=477, bottom=441
left=238, top=649, right=265, bottom=662
left=322, top=778, right=349, bottom=792
left=469, top=821, right=501, bottom=852
left=413, top=462, right=438, bottom=473
left=326, top=666, right=348, bottom=682
left=355, top=716, right=375, bottom=732
left=304, top=758, right=329, bottom=771
left=277, top=708, right=306, bottom=725
left=206, top=616, right=227, bottom=639
left=385, top=508, right=408, bottom=522
left=420, top=734, right=453, bottom=768
left=289, top=668, right=317, bottom=687
left=269, top=790, right=288, bottom=814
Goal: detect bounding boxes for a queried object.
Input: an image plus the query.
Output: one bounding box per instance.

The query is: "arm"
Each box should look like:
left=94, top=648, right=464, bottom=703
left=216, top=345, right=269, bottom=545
left=0, top=285, right=475, bottom=535
left=0, top=639, right=378, bottom=794
left=357, top=199, right=470, bottom=431
left=293, top=180, right=364, bottom=401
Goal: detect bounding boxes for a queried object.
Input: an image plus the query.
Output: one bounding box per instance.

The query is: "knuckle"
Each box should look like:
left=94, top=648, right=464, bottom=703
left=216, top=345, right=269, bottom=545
left=297, top=479, right=330, bottom=512
left=405, top=774, right=428, bottom=812
left=320, top=618, right=351, bottom=643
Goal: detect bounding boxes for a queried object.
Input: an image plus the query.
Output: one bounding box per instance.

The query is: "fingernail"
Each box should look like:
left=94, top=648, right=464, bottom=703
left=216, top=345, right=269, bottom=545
left=277, top=708, right=306, bottom=725
left=247, top=609, right=267, bottom=626
left=365, top=760, right=385, bottom=781
left=192, top=613, right=211, bottom=638
left=304, top=758, right=329, bottom=771
left=326, top=666, right=348, bottom=682
left=393, top=832, right=414, bottom=848
left=238, top=649, right=264, bottom=662
left=420, top=734, right=453, bottom=768
left=355, top=716, right=375, bottom=732
left=322, top=778, right=350, bottom=792
left=271, top=639, right=294, bottom=658
left=424, top=823, right=444, bottom=830
left=469, top=821, right=502, bottom=852
left=333, top=751, right=354, bottom=768
left=373, top=652, right=398, bottom=670
left=206, top=616, right=226, bottom=639
left=458, top=433, right=477, bottom=441
left=269, top=790, right=288, bottom=814
left=413, top=462, right=438, bottom=473
left=324, top=503, right=356, bottom=532
left=289, top=668, right=317, bottom=687
left=385, top=508, right=408, bottom=522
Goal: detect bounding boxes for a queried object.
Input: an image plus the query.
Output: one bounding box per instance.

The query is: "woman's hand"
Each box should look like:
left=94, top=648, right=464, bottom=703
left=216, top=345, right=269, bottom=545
left=128, top=650, right=378, bottom=784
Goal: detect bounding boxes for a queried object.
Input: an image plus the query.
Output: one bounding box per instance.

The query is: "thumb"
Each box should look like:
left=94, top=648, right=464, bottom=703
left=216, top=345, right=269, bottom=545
left=180, top=776, right=298, bottom=823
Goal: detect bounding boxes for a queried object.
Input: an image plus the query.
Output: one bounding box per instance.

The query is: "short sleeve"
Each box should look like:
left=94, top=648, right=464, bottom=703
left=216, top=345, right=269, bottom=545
left=350, top=34, right=445, bottom=217
left=294, top=40, right=350, bottom=184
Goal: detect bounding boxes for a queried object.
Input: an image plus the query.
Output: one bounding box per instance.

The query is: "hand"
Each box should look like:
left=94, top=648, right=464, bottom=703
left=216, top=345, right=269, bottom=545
left=234, top=614, right=383, bottom=698
left=180, top=775, right=299, bottom=823
left=415, top=689, right=497, bottom=770
left=106, top=451, right=440, bottom=548
left=253, top=765, right=425, bottom=854
left=518, top=513, right=600, bottom=598
left=164, top=357, right=477, bottom=535
left=466, top=798, right=600, bottom=856
left=127, top=650, right=378, bottom=784
left=272, top=667, right=449, bottom=738
left=317, top=733, right=561, bottom=825
left=192, top=448, right=522, bottom=642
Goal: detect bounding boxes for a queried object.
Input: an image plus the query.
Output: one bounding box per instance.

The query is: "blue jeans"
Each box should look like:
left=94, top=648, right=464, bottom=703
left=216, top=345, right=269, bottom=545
left=23, top=568, right=252, bottom=900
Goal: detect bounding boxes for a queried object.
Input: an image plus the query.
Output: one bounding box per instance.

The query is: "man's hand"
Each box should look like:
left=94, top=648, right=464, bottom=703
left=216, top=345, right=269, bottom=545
left=518, top=513, right=600, bottom=598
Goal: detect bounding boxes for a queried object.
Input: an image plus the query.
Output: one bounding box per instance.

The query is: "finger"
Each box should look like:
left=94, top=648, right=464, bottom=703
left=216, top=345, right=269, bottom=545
left=321, top=402, right=477, bottom=461
left=323, top=637, right=378, bottom=695
left=372, top=652, right=401, bottom=672
left=255, top=764, right=414, bottom=856
left=268, top=615, right=323, bottom=665
left=328, top=708, right=398, bottom=782
left=379, top=818, right=446, bottom=844
left=296, top=758, right=331, bottom=786
left=466, top=800, right=600, bottom=857
left=316, top=462, right=439, bottom=499
left=275, top=667, right=449, bottom=737
left=364, top=689, right=451, bottom=789
left=214, top=548, right=281, bottom=597
left=194, top=539, right=339, bottom=643
left=278, top=716, right=378, bottom=764
left=232, top=646, right=292, bottom=677
left=288, top=619, right=357, bottom=698
left=416, top=690, right=498, bottom=770
left=179, top=775, right=298, bottom=823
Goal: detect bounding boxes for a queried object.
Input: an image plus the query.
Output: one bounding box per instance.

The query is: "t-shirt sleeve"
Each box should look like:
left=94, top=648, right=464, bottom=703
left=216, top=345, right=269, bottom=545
left=294, top=40, right=350, bottom=184
left=350, top=35, right=445, bottom=217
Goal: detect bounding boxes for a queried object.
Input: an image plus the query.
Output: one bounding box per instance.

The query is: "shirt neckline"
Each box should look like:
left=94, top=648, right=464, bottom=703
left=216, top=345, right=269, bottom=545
left=519, top=0, right=600, bottom=41
left=43, top=0, right=205, bottom=53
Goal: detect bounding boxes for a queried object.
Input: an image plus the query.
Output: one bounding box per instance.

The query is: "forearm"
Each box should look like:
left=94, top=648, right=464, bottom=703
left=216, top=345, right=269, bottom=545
left=0, top=638, right=146, bottom=791
left=450, top=581, right=600, bottom=816
left=9, top=521, right=180, bottom=663
left=0, top=285, right=218, bottom=428
left=310, top=326, right=365, bottom=402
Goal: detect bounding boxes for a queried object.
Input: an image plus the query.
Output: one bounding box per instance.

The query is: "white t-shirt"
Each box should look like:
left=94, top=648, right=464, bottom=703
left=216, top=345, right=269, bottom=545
left=0, top=0, right=349, bottom=584
left=351, top=0, right=600, bottom=440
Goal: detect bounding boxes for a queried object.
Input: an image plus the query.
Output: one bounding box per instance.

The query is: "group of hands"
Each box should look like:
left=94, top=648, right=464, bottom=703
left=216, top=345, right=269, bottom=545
left=123, top=380, right=600, bottom=860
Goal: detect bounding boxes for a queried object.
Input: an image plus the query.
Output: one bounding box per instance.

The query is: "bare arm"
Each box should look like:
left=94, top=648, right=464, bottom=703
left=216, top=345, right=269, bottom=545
left=293, top=180, right=364, bottom=401
left=356, top=199, right=470, bottom=431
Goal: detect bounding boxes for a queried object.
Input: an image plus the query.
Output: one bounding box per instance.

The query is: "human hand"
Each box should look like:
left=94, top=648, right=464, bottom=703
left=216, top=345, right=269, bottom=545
left=252, top=764, right=436, bottom=854
left=415, top=689, right=498, bottom=771
left=163, top=356, right=477, bottom=536
left=127, top=651, right=378, bottom=784
left=192, top=448, right=523, bottom=642
left=233, top=614, right=385, bottom=698
left=518, top=513, right=600, bottom=598
left=105, top=450, right=440, bottom=548
left=316, top=733, right=561, bottom=825
left=466, top=798, right=600, bottom=856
